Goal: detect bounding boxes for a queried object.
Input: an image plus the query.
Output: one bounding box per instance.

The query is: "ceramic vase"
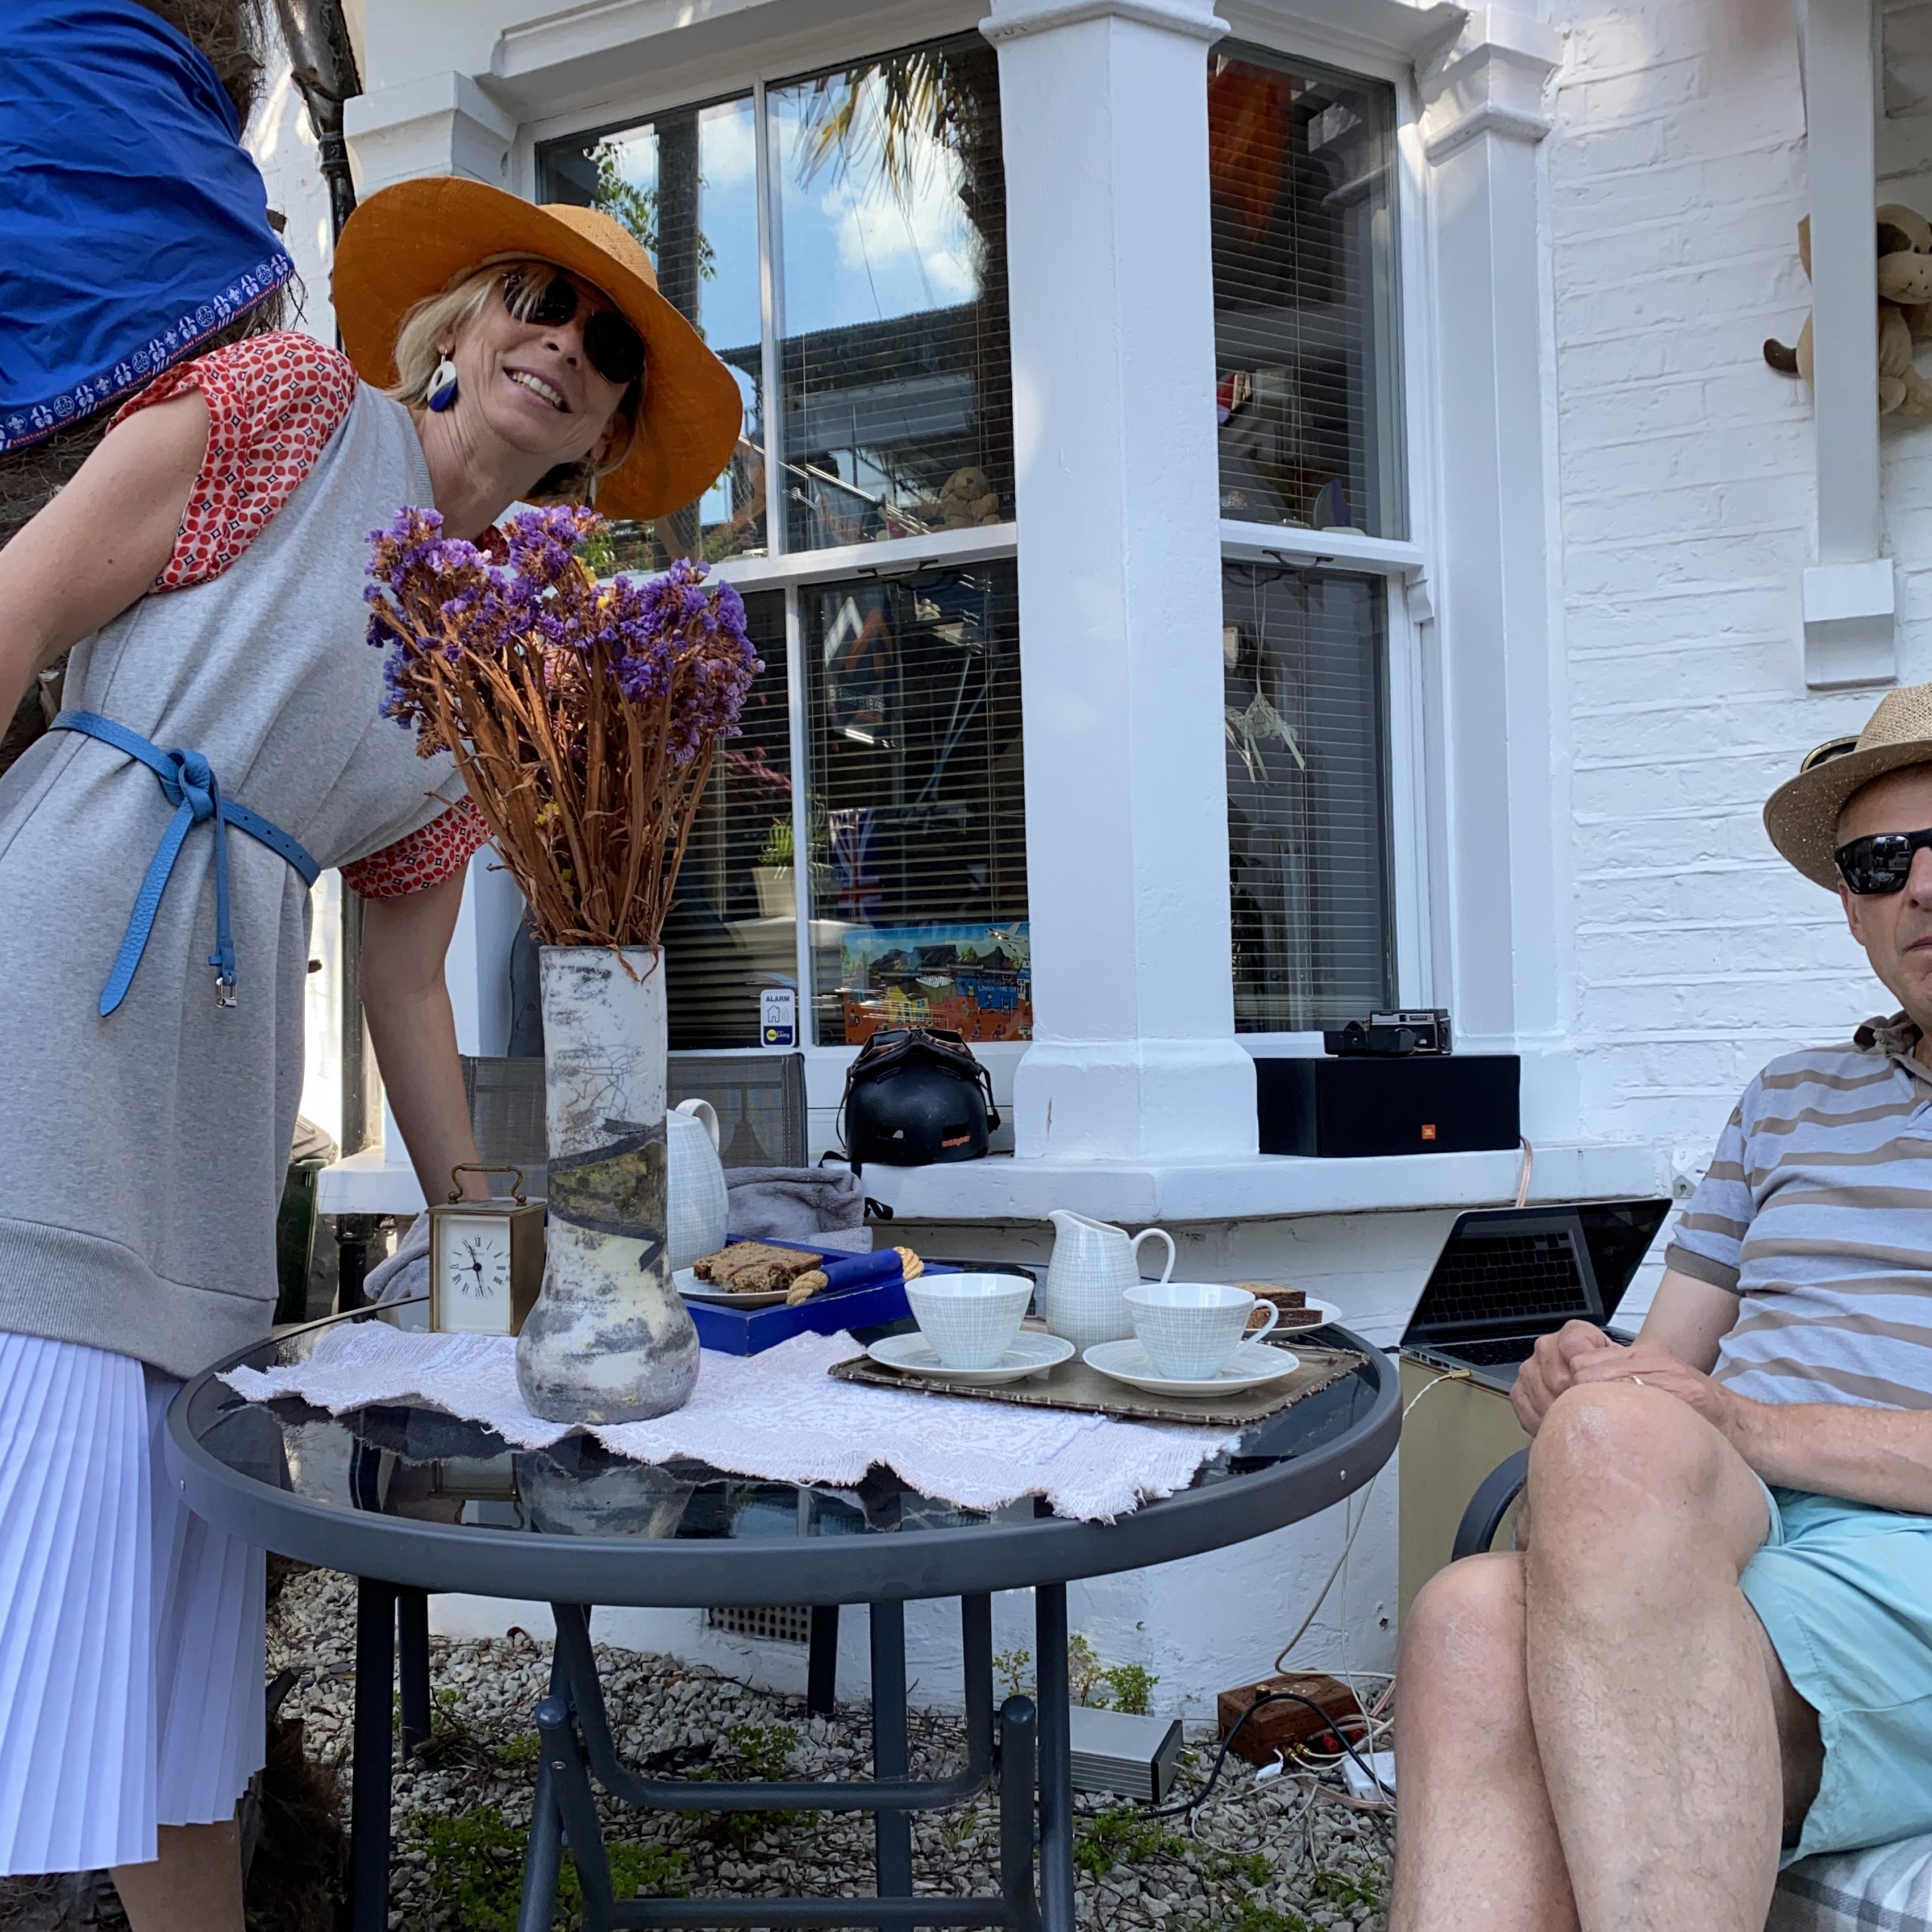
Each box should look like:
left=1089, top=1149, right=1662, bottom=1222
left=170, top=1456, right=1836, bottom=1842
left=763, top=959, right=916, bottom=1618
left=515, top=946, right=700, bottom=1424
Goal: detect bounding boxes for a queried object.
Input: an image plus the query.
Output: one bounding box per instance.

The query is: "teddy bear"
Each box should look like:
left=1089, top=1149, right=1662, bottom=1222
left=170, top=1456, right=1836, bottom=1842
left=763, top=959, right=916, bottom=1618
left=937, top=466, right=1001, bottom=528
left=1765, top=203, right=1932, bottom=419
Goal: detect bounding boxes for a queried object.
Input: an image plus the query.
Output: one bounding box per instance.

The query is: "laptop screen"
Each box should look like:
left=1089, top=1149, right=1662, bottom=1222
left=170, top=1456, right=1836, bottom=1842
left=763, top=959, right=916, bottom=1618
left=1402, top=1199, right=1670, bottom=1349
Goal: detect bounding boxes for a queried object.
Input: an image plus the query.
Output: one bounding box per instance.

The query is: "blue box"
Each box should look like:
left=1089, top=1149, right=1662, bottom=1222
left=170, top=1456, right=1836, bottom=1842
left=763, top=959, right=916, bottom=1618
left=684, top=1236, right=958, bottom=1356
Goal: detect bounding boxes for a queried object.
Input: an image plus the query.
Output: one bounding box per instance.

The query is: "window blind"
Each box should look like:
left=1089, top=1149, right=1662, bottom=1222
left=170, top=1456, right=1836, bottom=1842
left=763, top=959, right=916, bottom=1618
left=769, top=36, right=1013, bottom=552
left=660, top=589, right=792, bottom=1048
left=802, top=563, right=1029, bottom=1044
left=1209, top=47, right=1402, bottom=539
left=540, top=94, right=766, bottom=570
left=1223, top=565, right=1393, bottom=1031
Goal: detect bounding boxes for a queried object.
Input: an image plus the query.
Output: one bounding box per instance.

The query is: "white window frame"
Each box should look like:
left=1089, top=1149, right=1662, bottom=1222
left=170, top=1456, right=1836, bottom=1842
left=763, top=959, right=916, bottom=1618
left=516, top=51, right=1027, bottom=1121
left=1211, top=24, right=1441, bottom=1056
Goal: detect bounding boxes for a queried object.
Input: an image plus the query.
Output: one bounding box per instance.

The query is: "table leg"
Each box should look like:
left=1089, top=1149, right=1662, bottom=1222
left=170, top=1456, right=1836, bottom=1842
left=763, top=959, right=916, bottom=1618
left=869, top=1600, right=912, bottom=1899
left=351, top=1577, right=397, bottom=1932
left=808, top=1603, right=840, bottom=1716
left=1033, top=1584, right=1075, bottom=1932
left=398, top=1588, right=432, bottom=1757
left=516, top=1647, right=572, bottom=1932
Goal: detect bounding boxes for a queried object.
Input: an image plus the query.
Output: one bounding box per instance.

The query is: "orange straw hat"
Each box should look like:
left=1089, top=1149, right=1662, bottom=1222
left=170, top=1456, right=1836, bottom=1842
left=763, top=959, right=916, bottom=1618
left=1764, top=682, right=1932, bottom=888
left=332, top=177, right=743, bottom=521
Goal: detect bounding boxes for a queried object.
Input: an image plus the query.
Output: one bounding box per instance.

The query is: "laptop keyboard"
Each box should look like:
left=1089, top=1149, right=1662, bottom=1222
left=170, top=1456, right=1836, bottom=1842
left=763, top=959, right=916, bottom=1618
left=1429, top=1232, right=1589, bottom=1330
left=1442, top=1336, right=1540, bottom=1367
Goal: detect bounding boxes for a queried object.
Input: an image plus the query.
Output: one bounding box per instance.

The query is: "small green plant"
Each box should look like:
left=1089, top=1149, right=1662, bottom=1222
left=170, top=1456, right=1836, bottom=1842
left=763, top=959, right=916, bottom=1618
left=992, top=1647, right=1033, bottom=1700
left=685, top=1721, right=808, bottom=1849
left=1312, top=1866, right=1386, bottom=1910
left=496, top=1729, right=542, bottom=1765
left=1097, top=1661, right=1158, bottom=1715
left=411, top=1806, right=688, bottom=1930
left=575, top=522, right=619, bottom=578
left=1224, top=1904, right=1309, bottom=1932
left=1200, top=1847, right=1274, bottom=1888
left=1072, top=1804, right=1189, bottom=1878
left=758, top=819, right=794, bottom=867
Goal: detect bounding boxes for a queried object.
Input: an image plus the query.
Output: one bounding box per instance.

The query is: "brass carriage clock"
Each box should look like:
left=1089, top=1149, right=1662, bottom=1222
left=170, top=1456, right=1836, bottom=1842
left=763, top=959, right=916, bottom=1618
left=426, top=1164, right=544, bottom=1336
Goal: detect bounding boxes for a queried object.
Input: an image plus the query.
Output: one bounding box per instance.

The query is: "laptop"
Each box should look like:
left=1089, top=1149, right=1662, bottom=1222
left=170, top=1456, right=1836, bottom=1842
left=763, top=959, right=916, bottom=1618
left=1398, top=1199, right=1672, bottom=1392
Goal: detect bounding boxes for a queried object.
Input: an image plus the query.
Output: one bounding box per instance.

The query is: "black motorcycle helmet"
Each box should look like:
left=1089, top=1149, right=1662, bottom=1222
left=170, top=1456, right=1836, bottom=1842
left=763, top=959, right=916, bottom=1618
left=839, top=1027, right=1000, bottom=1170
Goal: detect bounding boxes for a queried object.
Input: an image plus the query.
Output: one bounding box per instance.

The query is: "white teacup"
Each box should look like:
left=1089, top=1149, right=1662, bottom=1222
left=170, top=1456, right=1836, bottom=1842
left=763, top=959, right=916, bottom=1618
left=904, top=1273, right=1035, bottom=1371
left=1122, top=1281, right=1277, bottom=1380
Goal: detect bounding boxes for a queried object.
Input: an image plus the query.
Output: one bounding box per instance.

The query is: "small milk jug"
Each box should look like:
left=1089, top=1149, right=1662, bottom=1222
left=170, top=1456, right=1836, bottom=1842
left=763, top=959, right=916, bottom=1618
left=666, top=1097, right=730, bottom=1270
left=1041, top=1208, right=1177, bottom=1348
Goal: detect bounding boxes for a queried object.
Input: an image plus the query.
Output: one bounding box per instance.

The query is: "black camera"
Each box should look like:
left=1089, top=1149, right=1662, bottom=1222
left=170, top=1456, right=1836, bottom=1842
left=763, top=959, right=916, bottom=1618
left=1322, top=1008, right=1454, bottom=1058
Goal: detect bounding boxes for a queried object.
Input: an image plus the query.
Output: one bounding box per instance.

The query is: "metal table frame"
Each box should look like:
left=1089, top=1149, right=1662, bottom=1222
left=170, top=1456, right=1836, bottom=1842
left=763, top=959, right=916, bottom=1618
left=168, top=1318, right=1398, bottom=1931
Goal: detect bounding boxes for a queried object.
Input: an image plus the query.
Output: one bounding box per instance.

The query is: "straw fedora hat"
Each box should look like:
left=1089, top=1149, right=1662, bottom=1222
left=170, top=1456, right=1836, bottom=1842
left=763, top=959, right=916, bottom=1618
left=1764, top=682, right=1932, bottom=888
left=332, top=177, right=743, bottom=521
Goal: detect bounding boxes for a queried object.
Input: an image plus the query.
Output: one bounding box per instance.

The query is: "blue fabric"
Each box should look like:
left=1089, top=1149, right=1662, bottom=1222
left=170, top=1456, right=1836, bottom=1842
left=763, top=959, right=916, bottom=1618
left=0, top=0, right=294, bottom=451
left=1742, top=1483, right=1932, bottom=1866
left=50, top=712, right=319, bottom=1017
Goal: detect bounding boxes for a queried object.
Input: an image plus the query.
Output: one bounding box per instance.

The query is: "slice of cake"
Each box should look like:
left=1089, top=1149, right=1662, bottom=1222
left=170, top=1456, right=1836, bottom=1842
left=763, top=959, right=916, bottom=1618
left=1237, top=1283, right=1323, bottom=1329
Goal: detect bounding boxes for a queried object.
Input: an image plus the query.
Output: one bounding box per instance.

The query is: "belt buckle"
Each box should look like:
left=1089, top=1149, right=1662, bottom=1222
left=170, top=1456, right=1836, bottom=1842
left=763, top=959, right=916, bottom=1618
left=214, top=971, right=238, bottom=1010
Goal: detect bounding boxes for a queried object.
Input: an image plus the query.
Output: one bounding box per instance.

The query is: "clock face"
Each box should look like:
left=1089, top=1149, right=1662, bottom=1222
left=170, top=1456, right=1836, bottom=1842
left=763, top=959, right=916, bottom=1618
left=437, top=1215, right=513, bottom=1334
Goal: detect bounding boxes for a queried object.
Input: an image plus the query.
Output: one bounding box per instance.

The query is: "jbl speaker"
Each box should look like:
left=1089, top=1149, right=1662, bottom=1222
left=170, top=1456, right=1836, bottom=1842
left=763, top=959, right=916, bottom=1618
left=1254, top=1054, right=1520, bottom=1158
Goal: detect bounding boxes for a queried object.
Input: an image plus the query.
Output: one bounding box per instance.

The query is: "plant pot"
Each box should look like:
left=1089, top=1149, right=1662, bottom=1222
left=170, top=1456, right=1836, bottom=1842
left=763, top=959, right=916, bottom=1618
left=515, top=946, right=700, bottom=1424
left=753, top=864, right=795, bottom=921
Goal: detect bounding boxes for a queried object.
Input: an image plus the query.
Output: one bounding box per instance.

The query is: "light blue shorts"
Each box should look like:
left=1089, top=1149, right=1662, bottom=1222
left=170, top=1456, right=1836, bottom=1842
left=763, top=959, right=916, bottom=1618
left=1741, top=1483, right=1932, bottom=1864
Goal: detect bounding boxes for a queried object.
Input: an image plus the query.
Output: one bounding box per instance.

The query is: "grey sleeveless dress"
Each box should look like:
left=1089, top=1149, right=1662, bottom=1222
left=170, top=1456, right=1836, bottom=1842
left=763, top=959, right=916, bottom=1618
left=0, top=387, right=466, bottom=1376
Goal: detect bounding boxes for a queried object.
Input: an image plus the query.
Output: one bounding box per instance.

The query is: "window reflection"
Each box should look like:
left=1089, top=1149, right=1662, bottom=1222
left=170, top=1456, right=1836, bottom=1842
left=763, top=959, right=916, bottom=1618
left=804, top=565, right=1029, bottom=1043
left=1223, top=566, right=1393, bottom=1030
left=660, top=591, right=792, bottom=1048
left=541, top=95, right=766, bottom=568
left=771, top=37, right=1013, bottom=550
left=1211, top=49, right=1402, bottom=538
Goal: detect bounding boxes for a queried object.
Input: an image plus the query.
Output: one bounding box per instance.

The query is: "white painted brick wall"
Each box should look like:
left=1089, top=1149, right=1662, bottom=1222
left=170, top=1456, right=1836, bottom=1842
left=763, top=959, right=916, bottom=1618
left=1547, top=0, right=1932, bottom=1214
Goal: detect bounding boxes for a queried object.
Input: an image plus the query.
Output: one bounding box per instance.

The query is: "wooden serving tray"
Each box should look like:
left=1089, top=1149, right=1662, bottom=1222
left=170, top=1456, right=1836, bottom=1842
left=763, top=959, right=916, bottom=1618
left=828, top=1339, right=1364, bottom=1429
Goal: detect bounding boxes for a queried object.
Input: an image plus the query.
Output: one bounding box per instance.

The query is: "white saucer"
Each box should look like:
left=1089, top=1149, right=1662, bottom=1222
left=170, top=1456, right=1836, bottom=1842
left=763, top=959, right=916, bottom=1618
left=675, top=1267, right=790, bottom=1309
left=866, top=1331, right=1075, bottom=1385
left=1081, top=1338, right=1301, bottom=1398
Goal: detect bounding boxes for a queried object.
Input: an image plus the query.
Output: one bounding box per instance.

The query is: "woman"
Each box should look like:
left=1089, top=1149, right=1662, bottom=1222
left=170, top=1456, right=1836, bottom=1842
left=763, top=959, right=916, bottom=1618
left=0, top=175, right=740, bottom=1926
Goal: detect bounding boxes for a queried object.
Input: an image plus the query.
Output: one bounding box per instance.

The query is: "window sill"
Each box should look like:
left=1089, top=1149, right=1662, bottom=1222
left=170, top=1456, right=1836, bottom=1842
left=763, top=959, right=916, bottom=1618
left=860, top=1140, right=1671, bottom=1223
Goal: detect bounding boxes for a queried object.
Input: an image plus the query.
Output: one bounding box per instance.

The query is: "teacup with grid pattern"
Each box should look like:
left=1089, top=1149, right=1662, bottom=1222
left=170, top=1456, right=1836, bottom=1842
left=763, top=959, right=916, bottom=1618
left=1122, top=1281, right=1278, bottom=1380
left=904, top=1273, right=1035, bottom=1371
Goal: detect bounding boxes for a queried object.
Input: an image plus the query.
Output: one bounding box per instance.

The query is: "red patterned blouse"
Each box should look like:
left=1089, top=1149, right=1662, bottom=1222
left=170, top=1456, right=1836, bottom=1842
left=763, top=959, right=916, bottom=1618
left=111, top=331, right=488, bottom=899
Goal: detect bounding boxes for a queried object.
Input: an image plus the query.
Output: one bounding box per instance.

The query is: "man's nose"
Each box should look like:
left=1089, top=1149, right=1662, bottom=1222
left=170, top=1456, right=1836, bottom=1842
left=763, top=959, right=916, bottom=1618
left=1906, top=843, right=1932, bottom=904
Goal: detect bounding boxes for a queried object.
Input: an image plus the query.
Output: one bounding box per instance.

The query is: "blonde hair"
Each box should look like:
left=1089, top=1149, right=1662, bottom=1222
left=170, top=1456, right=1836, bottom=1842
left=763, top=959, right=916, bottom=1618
left=385, top=258, right=643, bottom=506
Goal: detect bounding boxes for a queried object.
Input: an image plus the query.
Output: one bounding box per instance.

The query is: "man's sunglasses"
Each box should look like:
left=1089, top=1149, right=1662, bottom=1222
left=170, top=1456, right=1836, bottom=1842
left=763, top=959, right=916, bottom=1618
left=1835, top=827, right=1932, bottom=895
left=501, top=268, right=646, bottom=389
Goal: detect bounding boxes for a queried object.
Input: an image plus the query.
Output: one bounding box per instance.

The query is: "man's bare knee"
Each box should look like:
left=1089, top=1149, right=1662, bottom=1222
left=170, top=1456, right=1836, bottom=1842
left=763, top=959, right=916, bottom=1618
left=1529, top=1383, right=1729, bottom=1524
left=1401, top=1552, right=1526, bottom=1694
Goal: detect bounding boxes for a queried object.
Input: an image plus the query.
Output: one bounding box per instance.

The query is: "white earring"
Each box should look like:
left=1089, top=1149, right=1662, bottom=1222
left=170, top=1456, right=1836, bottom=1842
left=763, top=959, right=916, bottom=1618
left=427, top=355, right=459, bottom=412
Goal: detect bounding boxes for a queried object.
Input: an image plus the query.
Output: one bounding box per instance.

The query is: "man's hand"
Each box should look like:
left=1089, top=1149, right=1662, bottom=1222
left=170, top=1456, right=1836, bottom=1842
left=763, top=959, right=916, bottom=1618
left=1510, top=1319, right=1626, bottom=1435
left=1569, top=1340, right=1747, bottom=1445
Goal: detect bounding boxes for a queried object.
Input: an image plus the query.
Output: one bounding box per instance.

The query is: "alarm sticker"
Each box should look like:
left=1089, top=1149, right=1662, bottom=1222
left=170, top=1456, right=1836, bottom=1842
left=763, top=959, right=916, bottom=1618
left=761, top=987, right=797, bottom=1048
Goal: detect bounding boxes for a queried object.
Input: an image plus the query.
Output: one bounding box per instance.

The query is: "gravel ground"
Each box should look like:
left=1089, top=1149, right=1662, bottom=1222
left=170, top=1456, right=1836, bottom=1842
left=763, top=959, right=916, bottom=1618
left=266, top=1564, right=1393, bottom=1932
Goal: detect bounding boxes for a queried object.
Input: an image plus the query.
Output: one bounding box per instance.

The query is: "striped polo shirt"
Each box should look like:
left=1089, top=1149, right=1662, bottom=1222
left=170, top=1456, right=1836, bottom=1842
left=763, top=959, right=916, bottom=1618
left=1669, top=1016, right=1932, bottom=1409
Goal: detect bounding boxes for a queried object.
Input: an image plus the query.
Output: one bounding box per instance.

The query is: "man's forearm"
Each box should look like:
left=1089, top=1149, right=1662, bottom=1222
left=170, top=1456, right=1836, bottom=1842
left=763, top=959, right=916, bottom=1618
left=1727, top=1396, right=1932, bottom=1515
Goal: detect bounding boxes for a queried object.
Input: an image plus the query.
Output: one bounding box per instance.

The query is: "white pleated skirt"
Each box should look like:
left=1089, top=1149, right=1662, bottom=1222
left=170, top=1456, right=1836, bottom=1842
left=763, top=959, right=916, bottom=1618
left=0, top=1331, right=265, bottom=1875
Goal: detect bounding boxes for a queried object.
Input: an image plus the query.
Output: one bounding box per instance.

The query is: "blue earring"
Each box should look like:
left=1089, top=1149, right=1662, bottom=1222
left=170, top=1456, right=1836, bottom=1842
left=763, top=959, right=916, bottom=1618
left=427, top=355, right=459, bottom=412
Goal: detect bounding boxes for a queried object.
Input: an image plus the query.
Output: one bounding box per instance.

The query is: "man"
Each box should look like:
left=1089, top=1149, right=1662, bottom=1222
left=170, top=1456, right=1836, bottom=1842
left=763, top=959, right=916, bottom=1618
left=1392, top=682, right=1932, bottom=1932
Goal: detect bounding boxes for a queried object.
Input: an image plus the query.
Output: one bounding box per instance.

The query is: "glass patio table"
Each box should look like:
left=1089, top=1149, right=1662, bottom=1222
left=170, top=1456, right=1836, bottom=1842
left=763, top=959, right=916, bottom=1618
left=165, top=1302, right=1399, bottom=1932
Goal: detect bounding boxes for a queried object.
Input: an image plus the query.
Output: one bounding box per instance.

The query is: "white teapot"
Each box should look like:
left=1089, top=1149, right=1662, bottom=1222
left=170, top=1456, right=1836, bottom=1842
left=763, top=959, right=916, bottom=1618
left=1040, top=1208, right=1177, bottom=1348
left=666, top=1097, right=729, bottom=1270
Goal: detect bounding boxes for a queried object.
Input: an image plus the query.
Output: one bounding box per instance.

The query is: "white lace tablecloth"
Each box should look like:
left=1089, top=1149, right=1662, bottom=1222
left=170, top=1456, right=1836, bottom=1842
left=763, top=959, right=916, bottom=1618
left=222, top=1327, right=1244, bottom=1522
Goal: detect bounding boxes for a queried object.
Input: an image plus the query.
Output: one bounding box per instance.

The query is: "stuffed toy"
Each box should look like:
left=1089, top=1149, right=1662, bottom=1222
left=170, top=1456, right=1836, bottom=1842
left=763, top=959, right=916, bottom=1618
left=1765, top=203, right=1932, bottom=419
left=937, top=465, right=1001, bottom=527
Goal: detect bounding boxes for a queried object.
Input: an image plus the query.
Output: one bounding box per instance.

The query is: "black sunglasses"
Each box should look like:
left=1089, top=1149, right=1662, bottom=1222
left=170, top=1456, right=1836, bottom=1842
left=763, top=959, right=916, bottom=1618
left=1835, top=826, right=1932, bottom=895
left=501, top=269, right=646, bottom=389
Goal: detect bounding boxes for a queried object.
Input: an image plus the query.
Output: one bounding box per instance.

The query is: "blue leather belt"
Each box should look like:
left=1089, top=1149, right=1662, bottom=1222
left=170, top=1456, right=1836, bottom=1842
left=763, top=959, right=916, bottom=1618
left=51, top=709, right=320, bottom=1016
